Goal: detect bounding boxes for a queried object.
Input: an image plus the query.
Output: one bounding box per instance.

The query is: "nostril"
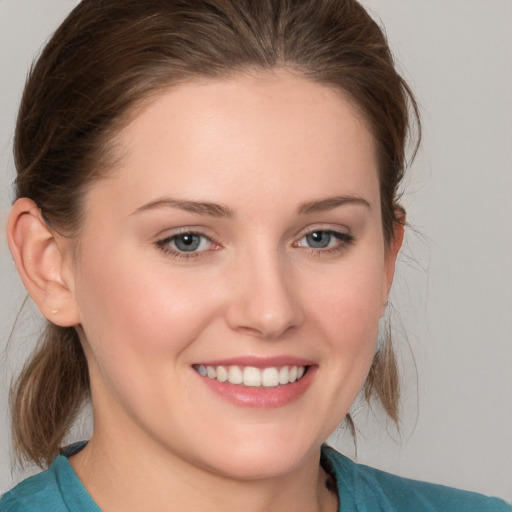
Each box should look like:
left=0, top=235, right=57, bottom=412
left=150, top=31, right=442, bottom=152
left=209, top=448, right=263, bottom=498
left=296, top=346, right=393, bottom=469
left=224, top=264, right=304, bottom=338
left=234, top=321, right=298, bottom=340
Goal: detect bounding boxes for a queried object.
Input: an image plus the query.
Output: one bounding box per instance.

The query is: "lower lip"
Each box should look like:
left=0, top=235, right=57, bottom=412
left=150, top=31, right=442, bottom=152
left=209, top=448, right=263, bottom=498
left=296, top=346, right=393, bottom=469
left=195, top=366, right=317, bottom=408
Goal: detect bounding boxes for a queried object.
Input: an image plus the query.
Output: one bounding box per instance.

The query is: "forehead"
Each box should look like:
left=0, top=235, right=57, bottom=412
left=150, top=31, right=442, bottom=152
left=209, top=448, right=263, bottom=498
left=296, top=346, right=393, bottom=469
left=87, top=70, right=379, bottom=217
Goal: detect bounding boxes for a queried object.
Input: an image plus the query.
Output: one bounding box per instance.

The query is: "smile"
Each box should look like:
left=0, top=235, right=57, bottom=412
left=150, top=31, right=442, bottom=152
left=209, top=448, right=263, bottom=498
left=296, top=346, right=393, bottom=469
left=194, top=364, right=307, bottom=387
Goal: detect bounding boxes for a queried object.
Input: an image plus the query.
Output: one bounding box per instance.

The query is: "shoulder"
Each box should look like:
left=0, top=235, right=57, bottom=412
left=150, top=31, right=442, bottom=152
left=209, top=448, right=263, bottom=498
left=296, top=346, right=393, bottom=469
left=0, top=444, right=99, bottom=512
left=0, top=465, right=65, bottom=512
left=322, top=445, right=511, bottom=512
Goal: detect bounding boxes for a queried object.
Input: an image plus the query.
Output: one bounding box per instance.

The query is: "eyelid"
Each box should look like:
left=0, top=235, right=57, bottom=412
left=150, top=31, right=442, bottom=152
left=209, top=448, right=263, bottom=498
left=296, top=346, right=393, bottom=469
left=294, top=230, right=353, bottom=245
left=292, top=225, right=355, bottom=255
left=152, top=224, right=217, bottom=241
left=154, top=227, right=221, bottom=260
left=293, top=223, right=352, bottom=242
left=153, top=224, right=354, bottom=261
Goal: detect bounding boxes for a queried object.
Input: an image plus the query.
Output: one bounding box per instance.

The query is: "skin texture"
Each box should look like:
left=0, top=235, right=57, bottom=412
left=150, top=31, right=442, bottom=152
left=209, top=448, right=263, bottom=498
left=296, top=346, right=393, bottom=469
left=8, top=70, right=402, bottom=512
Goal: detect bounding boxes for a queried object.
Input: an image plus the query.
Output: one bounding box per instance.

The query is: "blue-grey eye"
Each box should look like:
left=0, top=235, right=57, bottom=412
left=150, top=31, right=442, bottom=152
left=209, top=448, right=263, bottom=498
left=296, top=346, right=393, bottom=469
left=173, top=233, right=203, bottom=252
left=156, top=231, right=214, bottom=257
left=305, top=231, right=333, bottom=248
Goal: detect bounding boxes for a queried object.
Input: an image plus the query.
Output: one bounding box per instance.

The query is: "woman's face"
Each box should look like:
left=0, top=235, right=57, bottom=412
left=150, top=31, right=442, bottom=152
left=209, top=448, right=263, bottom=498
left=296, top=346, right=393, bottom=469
left=68, top=70, right=398, bottom=479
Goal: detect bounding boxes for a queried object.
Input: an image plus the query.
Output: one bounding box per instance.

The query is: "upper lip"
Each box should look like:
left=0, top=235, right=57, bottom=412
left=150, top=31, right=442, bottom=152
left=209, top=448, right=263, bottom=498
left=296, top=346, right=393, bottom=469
left=193, top=356, right=315, bottom=368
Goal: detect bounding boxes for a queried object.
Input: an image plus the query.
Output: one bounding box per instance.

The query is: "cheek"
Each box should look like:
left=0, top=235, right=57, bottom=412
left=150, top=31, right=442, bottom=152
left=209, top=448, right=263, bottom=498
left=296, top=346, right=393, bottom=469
left=308, top=255, right=386, bottom=335
left=73, top=247, right=221, bottom=373
left=73, top=251, right=227, bottom=427
left=303, top=251, right=387, bottom=379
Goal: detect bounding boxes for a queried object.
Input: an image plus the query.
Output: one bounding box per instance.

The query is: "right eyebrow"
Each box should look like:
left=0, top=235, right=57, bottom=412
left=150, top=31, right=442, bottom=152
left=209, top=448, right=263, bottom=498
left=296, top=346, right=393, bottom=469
left=298, top=195, right=371, bottom=215
left=131, top=197, right=234, bottom=218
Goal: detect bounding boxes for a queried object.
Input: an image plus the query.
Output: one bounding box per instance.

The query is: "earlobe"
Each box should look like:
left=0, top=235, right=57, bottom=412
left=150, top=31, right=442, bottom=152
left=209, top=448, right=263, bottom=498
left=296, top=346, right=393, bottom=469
left=7, top=198, right=81, bottom=326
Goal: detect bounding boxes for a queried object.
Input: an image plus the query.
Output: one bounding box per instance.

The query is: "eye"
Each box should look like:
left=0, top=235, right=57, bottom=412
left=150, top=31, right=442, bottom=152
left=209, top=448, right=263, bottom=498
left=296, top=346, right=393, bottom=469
left=156, top=231, right=214, bottom=257
left=172, top=233, right=206, bottom=252
left=304, top=231, right=333, bottom=249
left=295, top=229, right=354, bottom=252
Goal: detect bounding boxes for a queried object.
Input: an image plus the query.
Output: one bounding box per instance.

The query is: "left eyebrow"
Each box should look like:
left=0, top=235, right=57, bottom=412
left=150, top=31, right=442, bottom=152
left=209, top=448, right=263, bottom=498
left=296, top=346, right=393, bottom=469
left=131, top=198, right=234, bottom=218
left=298, top=195, right=371, bottom=215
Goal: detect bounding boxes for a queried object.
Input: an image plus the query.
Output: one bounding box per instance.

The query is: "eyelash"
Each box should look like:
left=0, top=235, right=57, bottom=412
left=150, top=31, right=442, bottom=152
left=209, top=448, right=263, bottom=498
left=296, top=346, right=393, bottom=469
left=294, top=229, right=355, bottom=256
left=155, top=231, right=217, bottom=261
left=155, top=228, right=355, bottom=261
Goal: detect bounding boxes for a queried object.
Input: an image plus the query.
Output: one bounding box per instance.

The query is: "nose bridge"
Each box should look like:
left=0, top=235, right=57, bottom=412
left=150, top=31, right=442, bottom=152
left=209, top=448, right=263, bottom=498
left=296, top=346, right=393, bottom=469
left=226, top=241, right=303, bottom=339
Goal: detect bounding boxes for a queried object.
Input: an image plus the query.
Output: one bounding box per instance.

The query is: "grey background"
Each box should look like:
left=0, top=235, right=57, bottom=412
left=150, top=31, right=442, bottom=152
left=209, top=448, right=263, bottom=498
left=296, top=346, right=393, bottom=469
left=1, top=0, right=511, bottom=501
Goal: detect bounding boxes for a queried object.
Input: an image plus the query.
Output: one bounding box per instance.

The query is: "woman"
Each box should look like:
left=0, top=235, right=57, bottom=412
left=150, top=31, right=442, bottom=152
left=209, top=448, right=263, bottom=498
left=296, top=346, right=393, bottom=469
left=0, top=1, right=509, bottom=511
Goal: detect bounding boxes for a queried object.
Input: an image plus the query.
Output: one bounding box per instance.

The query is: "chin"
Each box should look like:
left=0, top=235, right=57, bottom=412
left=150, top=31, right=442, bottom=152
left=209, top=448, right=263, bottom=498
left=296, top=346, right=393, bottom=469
left=190, top=434, right=321, bottom=481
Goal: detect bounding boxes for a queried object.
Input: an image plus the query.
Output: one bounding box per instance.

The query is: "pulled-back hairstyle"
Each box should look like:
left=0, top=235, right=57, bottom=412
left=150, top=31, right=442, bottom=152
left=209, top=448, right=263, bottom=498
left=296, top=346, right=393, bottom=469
left=11, top=0, right=420, bottom=468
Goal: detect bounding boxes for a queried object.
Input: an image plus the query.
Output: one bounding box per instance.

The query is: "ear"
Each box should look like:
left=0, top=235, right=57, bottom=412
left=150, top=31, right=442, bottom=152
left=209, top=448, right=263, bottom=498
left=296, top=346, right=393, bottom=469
left=383, top=207, right=406, bottom=298
left=7, top=198, right=81, bottom=326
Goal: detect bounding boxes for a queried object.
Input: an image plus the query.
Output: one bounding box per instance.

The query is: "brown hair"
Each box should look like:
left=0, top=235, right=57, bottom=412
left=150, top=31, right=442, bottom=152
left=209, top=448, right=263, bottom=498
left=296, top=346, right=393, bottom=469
left=11, top=0, right=420, bottom=467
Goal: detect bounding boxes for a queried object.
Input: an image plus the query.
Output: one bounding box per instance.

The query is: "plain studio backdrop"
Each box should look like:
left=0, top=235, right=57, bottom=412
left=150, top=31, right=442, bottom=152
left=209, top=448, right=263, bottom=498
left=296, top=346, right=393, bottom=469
left=0, top=0, right=511, bottom=501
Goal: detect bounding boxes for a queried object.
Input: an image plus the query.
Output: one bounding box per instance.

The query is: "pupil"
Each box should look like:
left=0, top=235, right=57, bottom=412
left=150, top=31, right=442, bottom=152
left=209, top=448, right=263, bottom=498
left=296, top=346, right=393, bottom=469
left=307, top=231, right=331, bottom=248
left=175, top=234, right=200, bottom=251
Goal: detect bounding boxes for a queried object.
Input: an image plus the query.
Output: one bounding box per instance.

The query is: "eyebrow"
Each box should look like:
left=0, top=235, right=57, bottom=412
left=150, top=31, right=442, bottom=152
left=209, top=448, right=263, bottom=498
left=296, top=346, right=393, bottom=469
left=132, top=198, right=234, bottom=218
left=132, top=194, right=370, bottom=218
left=297, top=195, right=371, bottom=215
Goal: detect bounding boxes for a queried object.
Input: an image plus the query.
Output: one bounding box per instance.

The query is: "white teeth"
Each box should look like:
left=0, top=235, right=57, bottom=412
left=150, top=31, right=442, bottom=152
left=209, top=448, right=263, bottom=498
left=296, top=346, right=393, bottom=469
left=279, top=366, right=289, bottom=385
left=216, top=365, right=228, bottom=382
left=261, top=367, right=279, bottom=387
left=197, top=364, right=307, bottom=387
left=227, top=365, right=243, bottom=384
left=243, top=367, right=261, bottom=387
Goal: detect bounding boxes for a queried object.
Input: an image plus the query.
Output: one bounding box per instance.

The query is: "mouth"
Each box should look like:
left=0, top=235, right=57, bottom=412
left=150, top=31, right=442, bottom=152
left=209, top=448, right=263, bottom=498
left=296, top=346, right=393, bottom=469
left=193, top=364, right=308, bottom=388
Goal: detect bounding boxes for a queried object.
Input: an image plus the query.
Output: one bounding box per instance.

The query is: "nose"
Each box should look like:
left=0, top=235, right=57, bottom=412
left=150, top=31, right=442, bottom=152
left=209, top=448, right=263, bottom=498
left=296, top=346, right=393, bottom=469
left=225, top=250, right=304, bottom=340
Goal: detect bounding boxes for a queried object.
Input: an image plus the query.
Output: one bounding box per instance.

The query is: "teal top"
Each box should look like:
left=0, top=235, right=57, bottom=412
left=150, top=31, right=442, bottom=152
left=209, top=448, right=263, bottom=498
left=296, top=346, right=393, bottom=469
left=1, top=443, right=509, bottom=511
